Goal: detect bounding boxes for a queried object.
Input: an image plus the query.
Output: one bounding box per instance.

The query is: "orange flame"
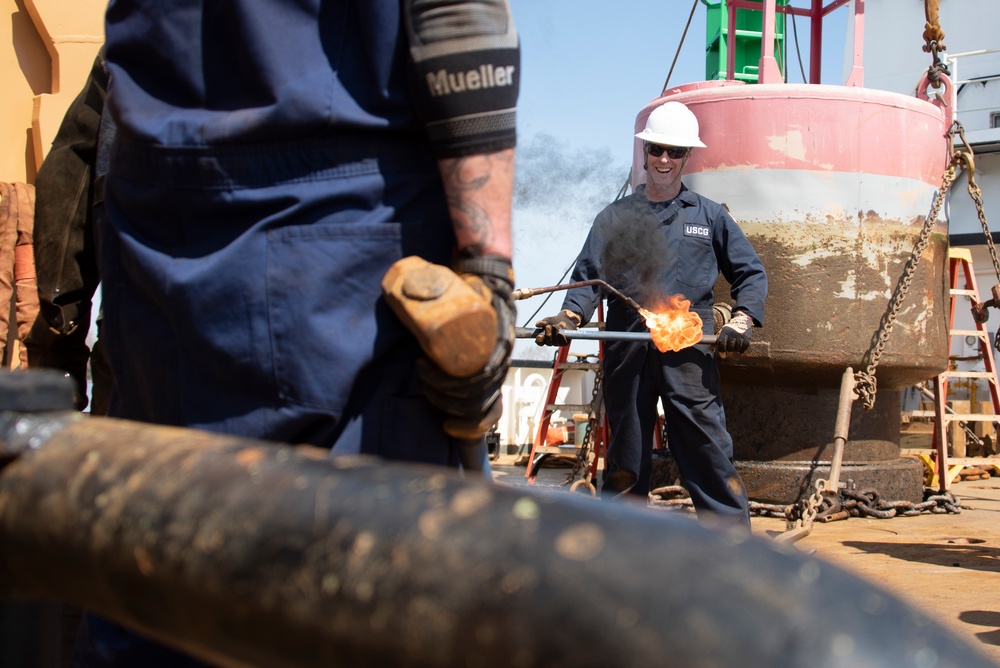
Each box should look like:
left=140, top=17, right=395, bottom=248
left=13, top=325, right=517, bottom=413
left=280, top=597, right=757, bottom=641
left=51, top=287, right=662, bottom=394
left=641, top=295, right=703, bottom=352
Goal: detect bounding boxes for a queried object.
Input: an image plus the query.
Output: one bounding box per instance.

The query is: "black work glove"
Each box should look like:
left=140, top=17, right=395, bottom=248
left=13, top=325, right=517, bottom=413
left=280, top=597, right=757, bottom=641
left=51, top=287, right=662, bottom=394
left=23, top=313, right=92, bottom=411
left=716, top=310, right=754, bottom=354
left=534, top=310, right=581, bottom=347
left=416, top=255, right=515, bottom=439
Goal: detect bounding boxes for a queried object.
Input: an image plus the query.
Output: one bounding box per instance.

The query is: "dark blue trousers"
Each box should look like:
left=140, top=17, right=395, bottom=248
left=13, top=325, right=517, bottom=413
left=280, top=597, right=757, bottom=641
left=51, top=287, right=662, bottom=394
left=601, top=339, right=750, bottom=527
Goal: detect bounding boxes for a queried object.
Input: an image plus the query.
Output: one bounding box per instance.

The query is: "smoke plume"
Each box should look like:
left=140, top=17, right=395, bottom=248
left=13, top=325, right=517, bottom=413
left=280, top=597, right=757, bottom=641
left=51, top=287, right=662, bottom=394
left=597, top=211, right=671, bottom=306
left=511, top=132, right=628, bottom=359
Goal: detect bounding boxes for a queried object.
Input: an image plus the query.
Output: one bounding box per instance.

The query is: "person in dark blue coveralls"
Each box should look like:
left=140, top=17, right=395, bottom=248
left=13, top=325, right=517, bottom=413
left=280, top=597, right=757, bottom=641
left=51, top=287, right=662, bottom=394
left=535, top=102, right=767, bottom=529
left=73, top=1, right=520, bottom=665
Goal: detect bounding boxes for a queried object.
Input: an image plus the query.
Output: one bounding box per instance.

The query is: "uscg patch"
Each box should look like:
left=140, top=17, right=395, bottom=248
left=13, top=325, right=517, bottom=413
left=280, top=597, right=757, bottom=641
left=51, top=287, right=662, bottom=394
left=683, top=223, right=710, bottom=239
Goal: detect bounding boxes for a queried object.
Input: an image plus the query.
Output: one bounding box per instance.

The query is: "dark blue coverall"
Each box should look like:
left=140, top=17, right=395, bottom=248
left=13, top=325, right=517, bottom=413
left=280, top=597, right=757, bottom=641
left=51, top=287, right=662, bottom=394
left=97, top=0, right=503, bottom=462
left=75, top=1, right=518, bottom=664
left=561, top=184, right=767, bottom=526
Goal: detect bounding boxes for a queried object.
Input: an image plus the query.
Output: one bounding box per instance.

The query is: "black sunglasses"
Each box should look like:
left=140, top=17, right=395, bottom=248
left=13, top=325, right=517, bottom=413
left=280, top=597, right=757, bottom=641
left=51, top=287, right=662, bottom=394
left=645, top=143, right=689, bottom=159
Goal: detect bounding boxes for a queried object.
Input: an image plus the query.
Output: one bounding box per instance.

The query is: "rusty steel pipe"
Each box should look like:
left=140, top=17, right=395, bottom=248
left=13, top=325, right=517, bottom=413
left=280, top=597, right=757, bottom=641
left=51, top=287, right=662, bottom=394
left=0, top=372, right=992, bottom=668
left=828, top=367, right=859, bottom=495
left=515, top=327, right=717, bottom=346
left=776, top=367, right=859, bottom=545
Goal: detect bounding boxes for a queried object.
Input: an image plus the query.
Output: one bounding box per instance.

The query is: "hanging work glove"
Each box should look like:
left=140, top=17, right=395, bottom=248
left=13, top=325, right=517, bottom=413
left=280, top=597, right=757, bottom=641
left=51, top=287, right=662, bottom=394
left=415, top=255, right=516, bottom=439
left=534, top=310, right=581, bottom=347
left=716, top=309, right=754, bottom=354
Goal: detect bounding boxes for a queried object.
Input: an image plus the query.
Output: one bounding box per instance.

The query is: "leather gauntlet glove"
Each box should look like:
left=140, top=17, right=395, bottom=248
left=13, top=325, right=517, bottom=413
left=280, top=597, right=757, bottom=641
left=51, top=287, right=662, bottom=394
left=416, top=255, right=515, bottom=439
left=534, top=310, right=581, bottom=347
left=716, top=310, right=754, bottom=354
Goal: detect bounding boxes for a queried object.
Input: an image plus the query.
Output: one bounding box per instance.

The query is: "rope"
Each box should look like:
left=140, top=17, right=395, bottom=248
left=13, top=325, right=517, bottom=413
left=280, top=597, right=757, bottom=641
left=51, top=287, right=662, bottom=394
left=615, top=170, right=631, bottom=201
left=661, top=0, right=700, bottom=93
left=922, top=0, right=946, bottom=55
left=922, top=0, right=949, bottom=87
left=789, top=12, right=807, bottom=83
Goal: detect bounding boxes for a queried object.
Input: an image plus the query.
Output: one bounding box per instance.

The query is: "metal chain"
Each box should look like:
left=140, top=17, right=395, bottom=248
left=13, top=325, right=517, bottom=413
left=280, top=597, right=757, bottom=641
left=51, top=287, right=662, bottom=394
left=759, top=124, right=978, bottom=528
left=854, top=126, right=964, bottom=411
left=786, top=478, right=828, bottom=533
left=955, top=123, right=1000, bottom=284
left=834, top=488, right=962, bottom=518
left=745, top=491, right=962, bottom=519
left=648, top=487, right=964, bottom=519
left=563, top=357, right=603, bottom=491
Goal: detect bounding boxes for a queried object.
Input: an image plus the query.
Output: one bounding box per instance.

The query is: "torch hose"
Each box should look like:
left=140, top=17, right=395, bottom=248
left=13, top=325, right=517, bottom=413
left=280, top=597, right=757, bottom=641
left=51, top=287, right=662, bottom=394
left=512, top=280, right=643, bottom=313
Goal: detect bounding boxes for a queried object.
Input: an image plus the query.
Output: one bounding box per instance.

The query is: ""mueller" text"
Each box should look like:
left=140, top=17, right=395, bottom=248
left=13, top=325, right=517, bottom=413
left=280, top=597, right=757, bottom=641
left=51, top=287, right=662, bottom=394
left=427, top=64, right=516, bottom=96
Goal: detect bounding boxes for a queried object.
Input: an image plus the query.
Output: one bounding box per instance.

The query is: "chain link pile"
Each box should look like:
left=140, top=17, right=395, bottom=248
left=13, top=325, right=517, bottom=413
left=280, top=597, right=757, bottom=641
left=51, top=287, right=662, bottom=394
left=649, top=486, right=963, bottom=521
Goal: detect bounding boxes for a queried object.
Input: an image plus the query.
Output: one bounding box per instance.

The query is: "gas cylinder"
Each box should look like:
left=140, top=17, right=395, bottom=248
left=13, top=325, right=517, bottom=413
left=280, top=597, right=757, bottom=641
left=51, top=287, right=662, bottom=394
left=635, top=77, right=953, bottom=504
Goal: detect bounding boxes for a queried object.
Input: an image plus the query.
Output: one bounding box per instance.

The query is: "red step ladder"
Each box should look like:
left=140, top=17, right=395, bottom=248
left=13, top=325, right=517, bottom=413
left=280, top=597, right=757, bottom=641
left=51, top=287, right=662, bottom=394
left=929, top=247, right=1000, bottom=489
left=525, top=306, right=608, bottom=492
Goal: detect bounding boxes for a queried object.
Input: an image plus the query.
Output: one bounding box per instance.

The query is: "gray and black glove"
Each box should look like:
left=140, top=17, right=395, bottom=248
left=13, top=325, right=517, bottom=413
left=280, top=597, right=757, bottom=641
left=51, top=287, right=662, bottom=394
left=534, top=310, right=581, bottom=347
left=416, top=255, right=515, bottom=439
left=716, top=310, right=754, bottom=354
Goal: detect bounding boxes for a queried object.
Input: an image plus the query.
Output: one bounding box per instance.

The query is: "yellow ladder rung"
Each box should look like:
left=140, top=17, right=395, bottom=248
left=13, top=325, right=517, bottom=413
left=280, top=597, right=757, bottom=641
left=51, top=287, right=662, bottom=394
left=532, top=445, right=582, bottom=455
left=940, top=413, right=999, bottom=422
left=950, top=330, right=990, bottom=338
left=556, top=362, right=600, bottom=371
left=546, top=403, right=593, bottom=413
left=939, top=371, right=998, bottom=379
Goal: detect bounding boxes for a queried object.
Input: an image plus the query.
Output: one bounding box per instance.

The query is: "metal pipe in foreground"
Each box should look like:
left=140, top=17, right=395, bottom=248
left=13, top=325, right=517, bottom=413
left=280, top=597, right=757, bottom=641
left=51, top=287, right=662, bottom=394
left=0, top=372, right=991, bottom=668
left=515, top=326, right=717, bottom=346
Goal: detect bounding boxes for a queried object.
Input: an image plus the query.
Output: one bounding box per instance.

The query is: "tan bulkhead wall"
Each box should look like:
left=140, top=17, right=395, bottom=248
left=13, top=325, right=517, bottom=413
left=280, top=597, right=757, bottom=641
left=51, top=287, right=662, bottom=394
left=2, top=0, right=106, bottom=184
left=0, top=0, right=104, bottom=369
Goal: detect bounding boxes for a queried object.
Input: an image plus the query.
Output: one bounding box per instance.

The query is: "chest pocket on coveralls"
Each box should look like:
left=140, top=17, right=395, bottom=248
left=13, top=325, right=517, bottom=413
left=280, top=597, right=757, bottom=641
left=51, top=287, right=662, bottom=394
left=676, top=222, right=714, bottom=288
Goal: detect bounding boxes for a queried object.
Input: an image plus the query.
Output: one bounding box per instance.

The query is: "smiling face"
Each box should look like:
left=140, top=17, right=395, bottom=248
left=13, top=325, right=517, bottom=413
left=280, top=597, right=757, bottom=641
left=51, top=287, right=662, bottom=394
left=643, top=142, right=690, bottom=201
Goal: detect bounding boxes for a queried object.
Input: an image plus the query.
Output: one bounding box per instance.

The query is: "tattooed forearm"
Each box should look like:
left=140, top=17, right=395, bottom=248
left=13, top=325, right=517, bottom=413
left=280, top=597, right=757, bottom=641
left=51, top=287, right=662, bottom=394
left=446, top=194, right=493, bottom=255
left=440, top=155, right=491, bottom=193
left=442, top=155, right=493, bottom=253
left=436, top=148, right=514, bottom=258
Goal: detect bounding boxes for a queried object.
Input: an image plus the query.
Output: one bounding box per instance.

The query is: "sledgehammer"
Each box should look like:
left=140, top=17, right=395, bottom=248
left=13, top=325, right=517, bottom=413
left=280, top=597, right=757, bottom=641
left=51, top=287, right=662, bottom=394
left=382, top=256, right=499, bottom=472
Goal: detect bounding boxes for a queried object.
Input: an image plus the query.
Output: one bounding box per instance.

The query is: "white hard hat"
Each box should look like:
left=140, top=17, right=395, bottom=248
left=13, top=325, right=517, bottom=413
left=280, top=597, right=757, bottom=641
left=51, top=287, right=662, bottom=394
left=635, top=101, right=707, bottom=148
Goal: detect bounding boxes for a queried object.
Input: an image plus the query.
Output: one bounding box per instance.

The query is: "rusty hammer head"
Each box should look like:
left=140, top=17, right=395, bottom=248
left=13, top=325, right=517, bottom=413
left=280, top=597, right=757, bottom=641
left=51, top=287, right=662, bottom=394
left=382, top=256, right=497, bottom=378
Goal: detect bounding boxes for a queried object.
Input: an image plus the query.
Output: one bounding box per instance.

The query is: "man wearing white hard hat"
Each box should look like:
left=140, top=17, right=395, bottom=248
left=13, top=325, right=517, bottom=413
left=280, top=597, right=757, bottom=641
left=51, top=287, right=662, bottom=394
left=535, top=101, right=767, bottom=528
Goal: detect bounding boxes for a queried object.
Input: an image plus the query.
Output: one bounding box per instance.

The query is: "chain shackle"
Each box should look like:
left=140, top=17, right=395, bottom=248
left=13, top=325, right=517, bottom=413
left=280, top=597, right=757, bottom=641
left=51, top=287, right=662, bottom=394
left=922, top=0, right=947, bottom=56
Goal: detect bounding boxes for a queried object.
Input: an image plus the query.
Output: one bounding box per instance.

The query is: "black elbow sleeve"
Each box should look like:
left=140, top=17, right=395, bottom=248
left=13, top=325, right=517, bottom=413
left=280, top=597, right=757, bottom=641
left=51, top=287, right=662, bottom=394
left=405, top=0, right=519, bottom=157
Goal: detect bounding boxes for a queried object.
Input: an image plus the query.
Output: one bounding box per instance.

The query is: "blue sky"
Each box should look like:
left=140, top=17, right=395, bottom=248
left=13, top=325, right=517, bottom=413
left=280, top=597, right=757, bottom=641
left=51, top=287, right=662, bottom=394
left=509, top=0, right=849, bottom=166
